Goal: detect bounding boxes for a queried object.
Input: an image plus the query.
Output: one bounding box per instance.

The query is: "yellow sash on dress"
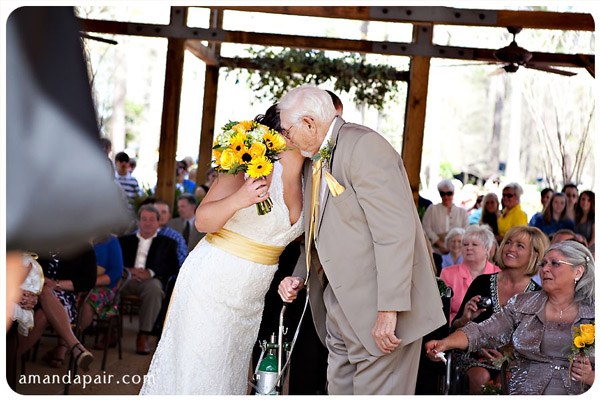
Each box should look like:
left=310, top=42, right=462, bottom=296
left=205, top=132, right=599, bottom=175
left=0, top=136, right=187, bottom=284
left=205, top=228, right=285, bottom=266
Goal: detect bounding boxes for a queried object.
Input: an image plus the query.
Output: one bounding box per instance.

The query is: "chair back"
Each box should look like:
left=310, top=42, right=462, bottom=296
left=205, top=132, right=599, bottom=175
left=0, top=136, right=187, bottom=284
left=112, top=269, right=132, bottom=306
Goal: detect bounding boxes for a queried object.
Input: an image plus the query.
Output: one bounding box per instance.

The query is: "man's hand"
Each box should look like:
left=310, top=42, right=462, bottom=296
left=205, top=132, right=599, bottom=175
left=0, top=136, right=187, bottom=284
left=371, top=311, right=401, bottom=354
left=278, top=276, right=305, bottom=302
left=128, top=267, right=151, bottom=282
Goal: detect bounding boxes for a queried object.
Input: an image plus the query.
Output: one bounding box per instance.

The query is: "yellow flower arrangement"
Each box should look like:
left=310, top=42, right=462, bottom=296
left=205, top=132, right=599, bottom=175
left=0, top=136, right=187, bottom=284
left=212, top=120, right=287, bottom=214
left=569, top=322, right=595, bottom=363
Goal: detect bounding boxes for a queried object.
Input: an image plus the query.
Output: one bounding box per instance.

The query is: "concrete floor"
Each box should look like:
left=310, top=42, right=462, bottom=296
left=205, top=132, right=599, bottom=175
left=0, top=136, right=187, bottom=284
left=14, top=315, right=155, bottom=395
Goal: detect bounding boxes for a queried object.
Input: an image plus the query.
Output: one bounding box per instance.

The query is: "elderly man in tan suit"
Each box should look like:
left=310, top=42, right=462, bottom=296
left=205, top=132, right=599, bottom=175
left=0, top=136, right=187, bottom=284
left=278, top=86, right=446, bottom=395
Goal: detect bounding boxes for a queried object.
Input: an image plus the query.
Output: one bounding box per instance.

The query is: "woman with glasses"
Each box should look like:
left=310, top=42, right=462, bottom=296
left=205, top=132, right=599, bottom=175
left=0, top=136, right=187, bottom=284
left=497, top=182, right=528, bottom=241
left=422, top=179, right=469, bottom=254
left=426, top=240, right=595, bottom=394
left=450, top=226, right=548, bottom=394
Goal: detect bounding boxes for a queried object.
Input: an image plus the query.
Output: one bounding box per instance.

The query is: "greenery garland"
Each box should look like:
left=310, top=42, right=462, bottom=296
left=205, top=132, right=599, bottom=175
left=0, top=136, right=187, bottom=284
left=227, top=48, right=407, bottom=110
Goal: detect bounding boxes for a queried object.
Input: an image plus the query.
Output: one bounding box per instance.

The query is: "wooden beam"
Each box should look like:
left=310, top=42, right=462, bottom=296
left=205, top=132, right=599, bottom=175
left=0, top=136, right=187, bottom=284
left=402, top=25, right=432, bottom=204
left=218, top=56, right=409, bottom=81
left=78, top=18, right=592, bottom=69
left=577, top=54, right=596, bottom=78
left=196, top=9, right=223, bottom=190
left=496, top=10, right=594, bottom=31
left=207, top=6, right=594, bottom=31
left=185, top=39, right=219, bottom=66
left=155, top=7, right=187, bottom=207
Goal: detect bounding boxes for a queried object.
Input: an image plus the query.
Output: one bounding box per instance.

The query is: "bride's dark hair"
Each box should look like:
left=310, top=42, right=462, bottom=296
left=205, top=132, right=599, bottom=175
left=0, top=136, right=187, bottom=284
left=254, top=104, right=281, bottom=133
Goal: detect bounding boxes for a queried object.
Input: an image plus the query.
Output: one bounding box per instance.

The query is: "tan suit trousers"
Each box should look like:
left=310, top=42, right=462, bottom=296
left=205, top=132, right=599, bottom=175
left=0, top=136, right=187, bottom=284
left=323, top=285, right=422, bottom=395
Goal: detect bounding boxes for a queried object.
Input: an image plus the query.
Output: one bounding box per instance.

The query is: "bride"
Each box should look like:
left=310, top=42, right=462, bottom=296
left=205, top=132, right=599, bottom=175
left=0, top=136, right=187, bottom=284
left=140, top=105, right=305, bottom=394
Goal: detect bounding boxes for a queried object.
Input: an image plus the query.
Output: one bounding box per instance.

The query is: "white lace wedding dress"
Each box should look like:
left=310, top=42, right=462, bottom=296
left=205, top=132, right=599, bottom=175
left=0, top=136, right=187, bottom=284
left=140, top=162, right=304, bottom=395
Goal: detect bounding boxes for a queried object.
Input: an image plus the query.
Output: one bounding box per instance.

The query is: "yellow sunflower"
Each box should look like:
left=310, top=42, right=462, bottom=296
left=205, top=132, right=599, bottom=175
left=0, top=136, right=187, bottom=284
left=219, top=148, right=238, bottom=170
left=263, top=130, right=287, bottom=152
left=229, top=133, right=247, bottom=154
left=247, top=156, right=273, bottom=178
left=239, top=149, right=253, bottom=164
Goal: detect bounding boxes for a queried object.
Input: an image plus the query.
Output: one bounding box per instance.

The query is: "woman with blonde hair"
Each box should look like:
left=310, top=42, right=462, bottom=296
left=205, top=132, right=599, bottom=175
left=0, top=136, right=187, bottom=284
left=451, top=226, right=548, bottom=394
left=427, top=240, right=595, bottom=394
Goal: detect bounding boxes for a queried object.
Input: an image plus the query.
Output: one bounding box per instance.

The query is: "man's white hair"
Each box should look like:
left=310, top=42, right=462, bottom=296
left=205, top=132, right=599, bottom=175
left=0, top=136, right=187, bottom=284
left=437, top=179, right=455, bottom=192
left=278, top=85, right=336, bottom=125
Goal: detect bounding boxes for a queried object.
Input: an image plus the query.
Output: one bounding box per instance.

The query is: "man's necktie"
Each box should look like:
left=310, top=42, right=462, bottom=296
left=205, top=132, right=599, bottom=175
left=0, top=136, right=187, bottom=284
left=305, top=159, right=322, bottom=283
left=182, top=220, right=190, bottom=244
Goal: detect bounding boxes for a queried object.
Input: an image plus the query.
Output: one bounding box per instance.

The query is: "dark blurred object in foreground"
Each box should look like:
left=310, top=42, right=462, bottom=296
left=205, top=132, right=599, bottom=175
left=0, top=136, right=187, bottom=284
left=6, top=6, right=131, bottom=254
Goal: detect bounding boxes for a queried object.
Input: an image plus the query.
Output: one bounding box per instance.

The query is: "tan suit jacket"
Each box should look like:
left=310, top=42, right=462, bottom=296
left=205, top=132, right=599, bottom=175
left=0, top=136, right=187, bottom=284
left=293, top=117, right=446, bottom=356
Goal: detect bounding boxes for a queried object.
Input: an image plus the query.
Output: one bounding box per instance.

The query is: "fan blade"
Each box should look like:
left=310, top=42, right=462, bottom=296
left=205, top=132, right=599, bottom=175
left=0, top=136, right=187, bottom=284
left=524, top=64, right=577, bottom=76
left=435, top=61, right=496, bottom=68
left=80, top=33, right=118, bottom=45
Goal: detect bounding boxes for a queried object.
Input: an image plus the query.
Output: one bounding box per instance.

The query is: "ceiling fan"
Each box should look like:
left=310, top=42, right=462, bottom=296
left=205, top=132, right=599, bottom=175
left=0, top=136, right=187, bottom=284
left=493, top=26, right=576, bottom=77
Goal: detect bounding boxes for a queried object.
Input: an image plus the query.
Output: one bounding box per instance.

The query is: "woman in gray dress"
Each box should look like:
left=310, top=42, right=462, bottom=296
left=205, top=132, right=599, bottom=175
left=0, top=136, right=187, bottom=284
left=425, top=241, right=595, bottom=394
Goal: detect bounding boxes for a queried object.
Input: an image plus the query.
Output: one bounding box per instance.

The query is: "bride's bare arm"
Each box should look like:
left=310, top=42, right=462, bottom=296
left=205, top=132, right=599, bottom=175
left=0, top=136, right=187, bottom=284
left=195, top=173, right=271, bottom=233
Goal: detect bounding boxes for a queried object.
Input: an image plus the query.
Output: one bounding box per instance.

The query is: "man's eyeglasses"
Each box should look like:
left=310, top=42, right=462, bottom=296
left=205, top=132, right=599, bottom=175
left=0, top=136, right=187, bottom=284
left=280, top=122, right=297, bottom=140
left=439, top=191, right=453, bottom=197
left=538, top=259, right=575, bottom=269
left=502, top=193, right=515, bottom=199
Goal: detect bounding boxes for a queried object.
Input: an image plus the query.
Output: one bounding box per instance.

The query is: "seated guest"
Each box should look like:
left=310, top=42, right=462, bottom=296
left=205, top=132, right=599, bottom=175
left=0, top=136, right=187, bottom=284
left=441, top=227, right=465, bottom=269
left=17, top=246, right=97, bottom=371
left=168, top=193, right=205, bottom=252
left=551, top=229, right=582, bottom=245
left=194, top=167, right=217, bottom=200
left=562, top=183, right=579, bottom=222
left=440, top=225, right=501, bottom=324
left=530, top=193, right=575, bottom=238
left=119, top=205, right=179, bottom=355
left=176, top=160, right=196, bottom=195
left=114, top=151, right=141, bottom=202
left=78, top=234, right=124, bottom=349
left=574, top=190, right=595, bottom=248
left=479, top=193, right=501, bottom=242
left=422, top=179, right=469, bottom=254
left=468, top=195, right=483, bottom=225
left=426, top=241, right=595, bottom=395
left=529, top=187, right=554, bottom=226
left=497, top=183, right=528, bottom=240
left=152, top=199, right=188, bottom=267
left=451, top=226, right=548, bottom=394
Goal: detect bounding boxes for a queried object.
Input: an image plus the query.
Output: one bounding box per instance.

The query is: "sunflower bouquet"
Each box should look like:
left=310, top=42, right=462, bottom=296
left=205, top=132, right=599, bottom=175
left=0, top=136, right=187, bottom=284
left=569, top=322, right=594, bottom=363
left=212, top=120, right=287, bottom=215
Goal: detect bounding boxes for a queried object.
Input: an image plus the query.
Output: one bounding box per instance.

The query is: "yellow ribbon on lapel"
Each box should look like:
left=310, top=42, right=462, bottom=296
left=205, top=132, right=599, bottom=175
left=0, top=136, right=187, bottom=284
left=323, top=171, right=345, bottom=196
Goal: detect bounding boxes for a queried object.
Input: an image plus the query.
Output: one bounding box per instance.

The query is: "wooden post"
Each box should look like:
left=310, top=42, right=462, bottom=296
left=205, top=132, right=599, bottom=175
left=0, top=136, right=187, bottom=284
left=155, top=7, right=187, bottom=207
left=196, top=9, right=223, bottom=189
left=402, top=24, right=432, bottom=206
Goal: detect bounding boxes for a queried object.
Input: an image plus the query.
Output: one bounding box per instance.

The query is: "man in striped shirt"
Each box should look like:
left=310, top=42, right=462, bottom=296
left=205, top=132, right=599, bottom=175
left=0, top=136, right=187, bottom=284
left=115, top=151, right=141, bottom=202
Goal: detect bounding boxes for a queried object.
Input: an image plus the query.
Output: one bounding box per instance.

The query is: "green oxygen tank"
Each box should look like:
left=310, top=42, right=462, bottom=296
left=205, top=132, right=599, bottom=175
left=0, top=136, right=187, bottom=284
left=255, top=333, right=278, bottom=395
